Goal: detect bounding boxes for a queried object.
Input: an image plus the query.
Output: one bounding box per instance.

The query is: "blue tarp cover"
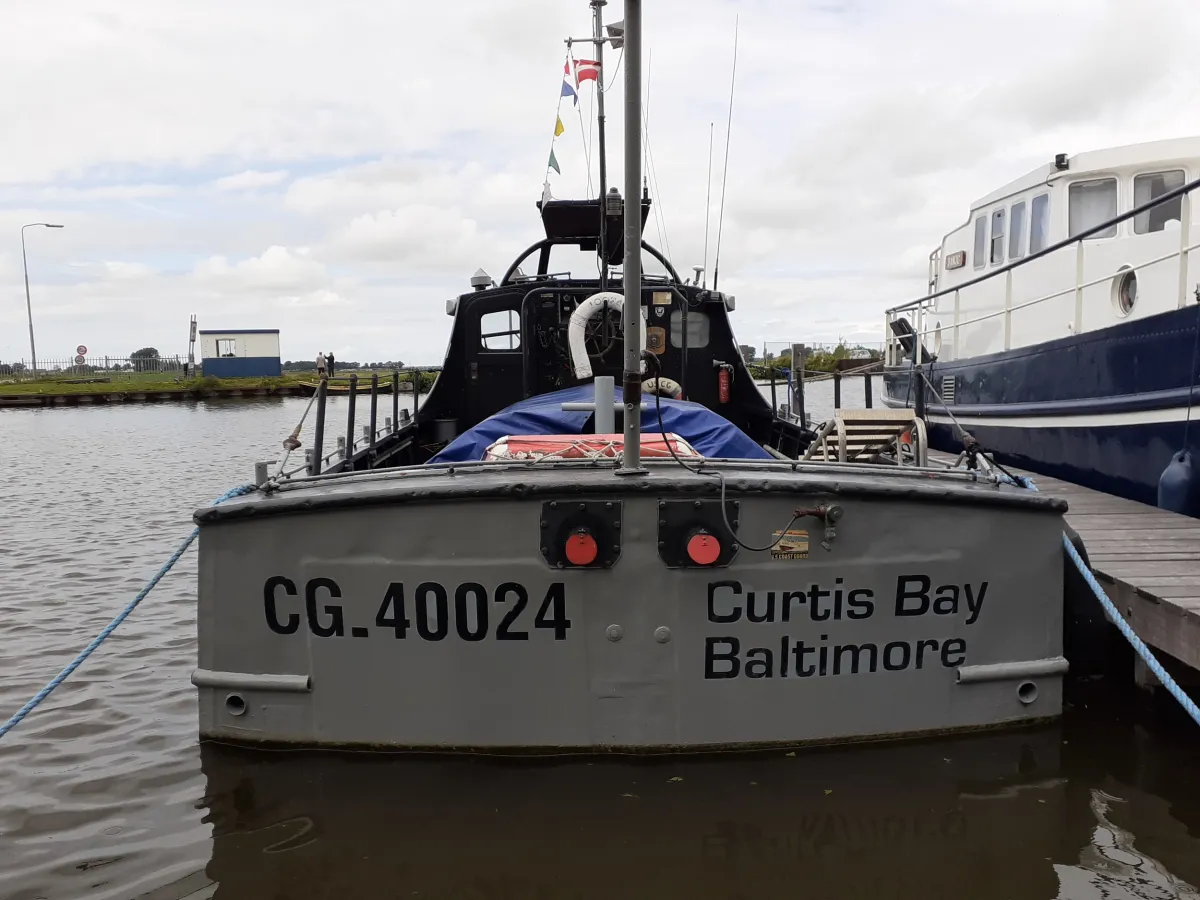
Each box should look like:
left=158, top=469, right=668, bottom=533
left=429, top=384, right=770, bottom=463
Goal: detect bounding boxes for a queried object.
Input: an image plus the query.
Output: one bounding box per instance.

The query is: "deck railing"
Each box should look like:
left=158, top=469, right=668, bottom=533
left=302, top=369, right=427, bottom=477
left=884, top=173, right=1200, bottom=367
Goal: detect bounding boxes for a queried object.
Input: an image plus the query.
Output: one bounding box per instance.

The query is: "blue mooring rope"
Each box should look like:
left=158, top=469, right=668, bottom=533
left=0, top=484, right=257, bottom=742
left=992, top=469, right=1200, bottom=726
left=1062, top=534, right=1200, bottom=727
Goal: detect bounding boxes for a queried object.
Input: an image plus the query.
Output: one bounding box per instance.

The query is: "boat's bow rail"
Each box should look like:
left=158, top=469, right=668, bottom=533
left=200, top=456, right=1067, bottom=527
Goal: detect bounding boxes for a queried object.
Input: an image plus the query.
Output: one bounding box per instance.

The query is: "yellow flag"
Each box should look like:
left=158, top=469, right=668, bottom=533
left=554, top=116, right=565, bottom=137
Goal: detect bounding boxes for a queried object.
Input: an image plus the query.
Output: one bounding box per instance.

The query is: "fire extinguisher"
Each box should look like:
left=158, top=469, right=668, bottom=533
left=715, top=361, right=732, bottom=404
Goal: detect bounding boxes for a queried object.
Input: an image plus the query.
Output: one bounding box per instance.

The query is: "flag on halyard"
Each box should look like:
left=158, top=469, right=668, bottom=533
left=554, top=116, right=565, bottom=137
left=560, top=79, right=577, bottom=105
left=548, top=148, right=561, bottom=175
left=573, top=59, right=600, bottom=84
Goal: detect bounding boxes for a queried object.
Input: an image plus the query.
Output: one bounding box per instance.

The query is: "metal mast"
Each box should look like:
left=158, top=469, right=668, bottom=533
left=590, top=0, right=609, bottom=290
left=618, top=0, right=644, bottom=472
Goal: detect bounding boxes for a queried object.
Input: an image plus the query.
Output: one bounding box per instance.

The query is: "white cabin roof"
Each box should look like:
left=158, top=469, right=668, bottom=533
left=972, top=135, right=1200, bottom=211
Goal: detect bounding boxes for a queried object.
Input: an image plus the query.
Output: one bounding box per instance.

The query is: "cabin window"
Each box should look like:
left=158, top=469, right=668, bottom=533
left=480, top=309, right=520, bottom=351
left=669, top=310, right=710, bottom=349
left=989, top=209, right=1005, bottom=265
left=1030, top=194, right=1050, bottom=253
left=1069, top=178, right=1118, bottom=239
left=1009, top=201, right=1027, bottom=260
left=216, top=339, right=236, bottom=357
left=972, top=216, right=987, bottom=268
left=1133, top=170, right=1185, bottom=234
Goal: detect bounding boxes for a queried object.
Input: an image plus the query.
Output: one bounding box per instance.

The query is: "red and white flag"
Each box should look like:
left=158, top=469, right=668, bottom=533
left=573, top=58, right=600, bottom=85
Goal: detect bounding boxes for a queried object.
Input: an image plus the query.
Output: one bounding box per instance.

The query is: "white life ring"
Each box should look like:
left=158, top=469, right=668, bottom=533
left=567, top=291, right=647, bottom=380
left=642, top=376, right=682, bottom=399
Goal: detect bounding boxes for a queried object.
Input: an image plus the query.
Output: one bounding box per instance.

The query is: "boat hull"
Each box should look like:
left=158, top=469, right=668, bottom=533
left=194, top=464, right=1067, bottom=752
left=883, top=304, right=1200, bottom=509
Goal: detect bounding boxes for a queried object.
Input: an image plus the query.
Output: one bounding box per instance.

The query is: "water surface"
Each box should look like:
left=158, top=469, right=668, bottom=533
left=1, top=383, right=1198, bottom=900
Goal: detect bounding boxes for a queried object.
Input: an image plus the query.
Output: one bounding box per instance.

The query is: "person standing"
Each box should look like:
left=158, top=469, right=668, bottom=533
left=326, top=352, right=335, bottom=377
left=316, top=352, right=327, bottom=378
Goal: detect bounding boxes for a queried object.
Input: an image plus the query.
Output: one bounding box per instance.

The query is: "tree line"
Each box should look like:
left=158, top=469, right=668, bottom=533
left=739, top=343, right=882, bottom=377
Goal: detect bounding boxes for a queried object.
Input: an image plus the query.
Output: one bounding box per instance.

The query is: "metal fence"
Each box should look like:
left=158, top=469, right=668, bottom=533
left=0, top=355, right=192, bottom=382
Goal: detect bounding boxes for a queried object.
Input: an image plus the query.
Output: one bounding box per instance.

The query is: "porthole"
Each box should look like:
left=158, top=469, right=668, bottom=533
left=1112, top=268, right=1137, bottom=317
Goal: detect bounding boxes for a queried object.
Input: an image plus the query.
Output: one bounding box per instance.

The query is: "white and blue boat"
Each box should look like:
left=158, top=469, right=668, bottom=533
left=883, top=137, right=1200, bottom=515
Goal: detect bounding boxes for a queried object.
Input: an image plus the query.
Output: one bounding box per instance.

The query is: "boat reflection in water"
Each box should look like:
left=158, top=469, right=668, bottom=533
left=1054, top=789, right=1200, bottom=900
left=190, top=726, right=1098, bottom=900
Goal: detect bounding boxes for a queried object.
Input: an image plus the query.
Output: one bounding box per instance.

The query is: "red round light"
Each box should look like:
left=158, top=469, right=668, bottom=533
left=565, top=529, right=598, bottom=566
left=687, top=531, right=721, bottom=565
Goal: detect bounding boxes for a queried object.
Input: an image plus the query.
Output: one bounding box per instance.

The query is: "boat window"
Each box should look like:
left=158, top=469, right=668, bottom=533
left=1068, top=178, right=1118, bottom=239
left=670, top=310, right=710, bottom=349
left=1009, top=201, right=1027, bottom=260
left=480, top=309, right=520, bottom=351
left=973, top=216, right=987, bottom=269
left=1030, top=194, right=1050, bottom=253
left=989, top=208, right=1005, bottom=265
left=216, top=339, right=236, bottom=357
left=1133, top=170, right=1185, bottom=234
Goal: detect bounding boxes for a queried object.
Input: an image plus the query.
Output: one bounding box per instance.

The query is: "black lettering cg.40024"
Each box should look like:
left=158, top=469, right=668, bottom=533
left=262, top=577, right=572, bottom=641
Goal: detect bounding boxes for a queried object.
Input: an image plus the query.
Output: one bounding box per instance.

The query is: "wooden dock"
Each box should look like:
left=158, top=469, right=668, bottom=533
left=932, top=451, right=1200, bottom=683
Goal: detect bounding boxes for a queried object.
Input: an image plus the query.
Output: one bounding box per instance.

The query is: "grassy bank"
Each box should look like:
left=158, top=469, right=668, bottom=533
left=0, top=373, right=308, bottom=396
left=0, top=369, right=439, bottom=397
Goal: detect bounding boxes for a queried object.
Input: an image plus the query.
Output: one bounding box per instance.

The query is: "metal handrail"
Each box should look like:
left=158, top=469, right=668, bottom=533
left=908, top=237, right=1200, bottom=339
left=887, top=172, right=1200, bottom=315
left=883, top=171, right=1200, bottom=364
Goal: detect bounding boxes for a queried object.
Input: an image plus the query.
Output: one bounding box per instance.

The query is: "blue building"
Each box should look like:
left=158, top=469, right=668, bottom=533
left=199, top=329, right=282, bottom=378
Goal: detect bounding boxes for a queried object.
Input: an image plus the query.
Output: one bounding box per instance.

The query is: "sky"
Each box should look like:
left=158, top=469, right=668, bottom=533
left=2, top=0, right=1199, bottom=366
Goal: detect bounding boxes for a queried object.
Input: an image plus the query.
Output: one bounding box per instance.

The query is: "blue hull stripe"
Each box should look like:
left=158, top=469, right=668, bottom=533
left=884, top=304, right=1200, bottom=508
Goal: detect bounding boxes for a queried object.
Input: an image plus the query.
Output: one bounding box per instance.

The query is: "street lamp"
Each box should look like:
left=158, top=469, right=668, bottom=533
left=21, top=222, right=64, bottom=376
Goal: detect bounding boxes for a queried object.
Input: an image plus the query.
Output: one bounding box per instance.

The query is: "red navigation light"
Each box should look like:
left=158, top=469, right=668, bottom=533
left=686, top=531, right=721, bottom=566
left=565, top=529, right=599, bottom=566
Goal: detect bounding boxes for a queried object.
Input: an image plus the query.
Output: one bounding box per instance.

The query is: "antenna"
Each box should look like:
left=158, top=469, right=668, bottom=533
left=702, top=121, right=713, bottom=289
left=644, top=47, right=652, bottom=178
left=591, top=0, right=610, bottom=289
left=712, top=14, right=738, bottom=293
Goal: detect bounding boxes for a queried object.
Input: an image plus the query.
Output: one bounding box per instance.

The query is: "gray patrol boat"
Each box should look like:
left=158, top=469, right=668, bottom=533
left=192, top=0, right=1072, bottom=753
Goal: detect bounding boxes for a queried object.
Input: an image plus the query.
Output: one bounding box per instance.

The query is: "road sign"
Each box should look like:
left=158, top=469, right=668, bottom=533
left=76, top=345, right=87, bottom=355
left=74, top=355, right=86, bottom=365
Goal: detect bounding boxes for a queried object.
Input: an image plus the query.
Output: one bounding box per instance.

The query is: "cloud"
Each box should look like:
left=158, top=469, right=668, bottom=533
left=277, top=289, right=351, bottom=308
left=213, top=169, right=289, bottom=192
left=327, top=205, right=493, bottom=270
left=2, top=0, right=1199, bottom=365
left=192, top=245, right=327, bottom=292
left=100, top=260, right=154, bottom=280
